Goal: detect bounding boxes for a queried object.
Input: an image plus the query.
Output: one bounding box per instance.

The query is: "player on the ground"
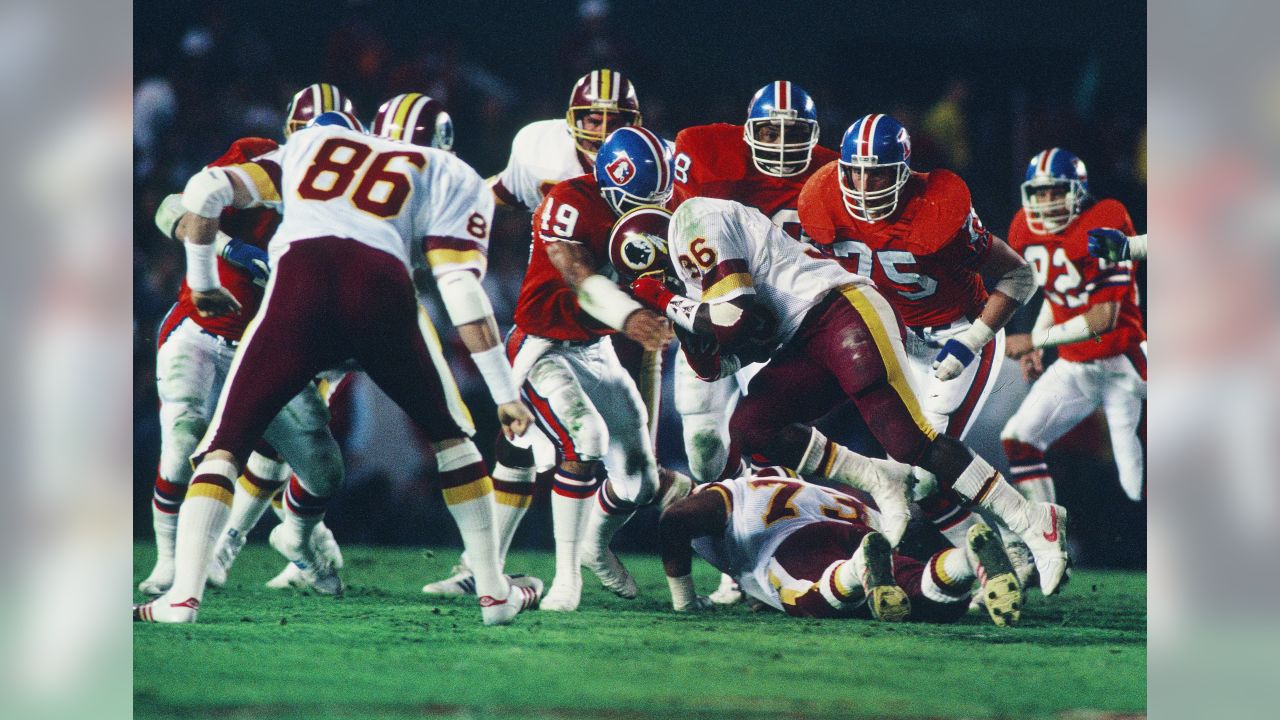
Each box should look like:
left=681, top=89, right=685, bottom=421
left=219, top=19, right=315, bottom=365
left=422, top=69, right=651, bottom=596
left=504, top=126, right=685, bottom=611
left=206, top=93, right=471, bottom=592
left=666, top=81, right=839, bottom=604
left=797, top=114, right=1037, bottom=550
left=630, top=197, right=1070, bottom=595
left=1002, top=148, right=1147, bottom=503
left=659, top=476, right=1024, bottom=625
left=138, top=83, right=353, bottom=597
left=134, top=112, right=541, bottom=626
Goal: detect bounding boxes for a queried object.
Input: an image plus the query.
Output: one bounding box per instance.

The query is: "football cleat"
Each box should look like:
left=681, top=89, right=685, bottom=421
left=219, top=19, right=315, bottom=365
left=269, top=524, right=344, bottom=596
left=858, top=532, right=911, bottom=622
left=421, top=564, right=539, bottom=597
left=133, top=595, right=200, bottom=624
left=709, top=573, right=743, bottom=605
left=581, top=545, right=638, bottom=599
left=1003, top=537, right=1038, bottom=590
left=206, top=529, right=246, bottom=589
left=966, top=523, right=1024, bottom=627
left=539, top=576, right=583, bottom=612
left=1017, top=502, right=1071, bottom=596
left=312, top=521, right=345, bottom=570
left=265, top=562, right=307, bottom=590
left=137, top=559, right=174, bottom=596
left=480, top=576, right=543, bottom=627
left=833, top=457, right=912, bottom=546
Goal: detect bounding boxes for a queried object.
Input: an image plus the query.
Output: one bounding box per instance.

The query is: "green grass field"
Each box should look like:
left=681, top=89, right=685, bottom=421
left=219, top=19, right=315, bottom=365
left=134, top=542, right=1146, bottom=720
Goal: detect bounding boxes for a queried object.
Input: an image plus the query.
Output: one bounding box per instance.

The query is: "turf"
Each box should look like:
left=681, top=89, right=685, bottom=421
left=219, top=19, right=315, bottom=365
left=133, top=543, right=1146, bottom=720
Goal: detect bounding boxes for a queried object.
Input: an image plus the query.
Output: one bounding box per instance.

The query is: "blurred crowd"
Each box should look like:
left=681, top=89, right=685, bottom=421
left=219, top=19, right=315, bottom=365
left=133, top=0, right=1147, bottom=560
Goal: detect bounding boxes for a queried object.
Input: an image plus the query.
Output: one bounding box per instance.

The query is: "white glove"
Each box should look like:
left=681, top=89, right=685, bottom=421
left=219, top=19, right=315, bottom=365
left=932, top=320, right=994, bottom=381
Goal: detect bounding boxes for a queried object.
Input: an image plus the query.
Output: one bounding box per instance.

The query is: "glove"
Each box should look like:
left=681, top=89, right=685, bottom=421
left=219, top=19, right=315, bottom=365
left=1087, top=228, right=1130, bottom=262
left=220, top=237, right=271, bottom=287
left=931, top=320, right=994, bottom=381
left=630, top=276, right=676, bottom=312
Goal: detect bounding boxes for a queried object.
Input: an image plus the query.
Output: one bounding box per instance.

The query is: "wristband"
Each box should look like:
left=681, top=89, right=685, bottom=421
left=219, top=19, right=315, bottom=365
left=184, top=242, right=220, bottom=292
left=471, top=344, right=520, bottom=406
left=957, top=318, right=995, bottom=352
left=1128, top=234, right=1147, bottom=260
left=665, top=295, right=699, bottom=332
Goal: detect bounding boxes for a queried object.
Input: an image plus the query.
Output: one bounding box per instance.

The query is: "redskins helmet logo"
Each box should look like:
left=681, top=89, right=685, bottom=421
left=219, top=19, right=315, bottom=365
left=606, top=151, right=636, bottom=186
left=620, top=234, right=657, bottom=272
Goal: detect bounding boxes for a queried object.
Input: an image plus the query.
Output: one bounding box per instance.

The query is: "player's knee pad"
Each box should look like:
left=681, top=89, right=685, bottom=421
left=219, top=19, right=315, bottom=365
left=287, top=432, right=345, bottom=498
left=682, top=412, right=729, bottom=484
left=245, top=451, right=292, bottom=484
left=159, top=406, right=208, bottom=483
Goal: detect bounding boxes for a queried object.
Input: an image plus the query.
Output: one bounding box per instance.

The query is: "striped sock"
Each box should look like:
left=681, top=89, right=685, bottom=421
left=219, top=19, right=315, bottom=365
left=169, top=459, right=237, bottom=602
left=491, top=438, right=536, bottom=563
left=921, top=548, right=975, bottom=603
left=917, top=490, right=977, bottom=548
left=437, top=441, right=504, bottom=599
left=1002, top=439, right=1056, bottom=504
left=151, top=474, right=185, bottom=563
left=283, top=474, right=329, bottom=545
left=582, top=477, right=635, bottom=556
left=225, top=453, right=290, bottom=539
left=823, top=559, right=864, bottom=610
left=270, top=487, right=286, bottom=522
left=550, top=466, right=601, bottom=586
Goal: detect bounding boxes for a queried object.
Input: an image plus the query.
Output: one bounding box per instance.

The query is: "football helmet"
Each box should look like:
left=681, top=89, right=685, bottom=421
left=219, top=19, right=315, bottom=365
left=306, top=111, right=365, bottom=133
left=1021, top=148, right=1088, bottom=235
left=370, top=93, right=454, bottom=151
left=567, top=69, right=642, bottom=160
left=744, top=81, right=819, bottom=177
left=608, top=206, right=671, bottom=283
left=285, top=83, right=355, bottom=137
left=838, top=114, right=913, bottom=223
left=594, top=126, right=672, bottom=217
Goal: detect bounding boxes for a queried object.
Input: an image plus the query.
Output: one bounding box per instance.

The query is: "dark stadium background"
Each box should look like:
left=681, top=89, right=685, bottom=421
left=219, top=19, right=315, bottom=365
left=133, top=0, right=1146, bottom=568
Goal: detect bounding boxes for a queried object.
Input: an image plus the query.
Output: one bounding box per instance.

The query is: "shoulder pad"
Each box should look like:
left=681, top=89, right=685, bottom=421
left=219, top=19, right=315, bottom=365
left=901, top=170, right=973, bottom=254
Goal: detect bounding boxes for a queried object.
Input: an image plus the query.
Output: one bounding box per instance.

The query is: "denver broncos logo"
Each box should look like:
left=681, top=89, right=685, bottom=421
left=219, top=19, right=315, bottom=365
left=606, top=151, right=636, bottom=185
left=897, top=126, right=912, bottom=161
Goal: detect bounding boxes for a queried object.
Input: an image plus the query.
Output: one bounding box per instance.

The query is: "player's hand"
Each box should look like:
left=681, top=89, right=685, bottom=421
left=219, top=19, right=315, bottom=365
left=1004, top=333, right=1034, bottom=359
left=191, top=287, right=242, bottom=318
left=1087, top=228, right=1130, bottom=262
left=672, top=595, right=714, bottom=613
left=1019, top=350, right=1045, bottom=382
left=497, top=401, right=534, bottom=439
left=932, top=339, right=977, bottom=381
left=623, top=309, right=674, bottom=352
left=630, top=276, right=675, bottom=312
left=220, top=237, right=271, bottom=287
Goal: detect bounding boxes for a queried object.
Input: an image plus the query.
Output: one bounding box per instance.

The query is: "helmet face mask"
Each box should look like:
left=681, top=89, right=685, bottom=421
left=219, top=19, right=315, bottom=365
left=567, top=69, right=642, bottom=161
left=837, top=114, right=913, bottom=224
left=1021, top=148, right=1089, bottom=235
left=745, top=81, right=820, bottom=178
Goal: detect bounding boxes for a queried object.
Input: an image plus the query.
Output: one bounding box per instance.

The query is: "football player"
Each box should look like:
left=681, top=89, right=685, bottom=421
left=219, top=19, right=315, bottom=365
left=667, top=81, right=838, bottom=604
left=503, top=126, right=687, bottom=611
left=631, top=197, right=1070, bottom=596
left=134, top=111, right=541, bottom=626
left=138, top=84, right=353, bottom=598
left=797, top=114, right=1037, bottom=548
left=1002, top=148, right=1147, bottom=503
left=659, top=476, right=1024, bottom=626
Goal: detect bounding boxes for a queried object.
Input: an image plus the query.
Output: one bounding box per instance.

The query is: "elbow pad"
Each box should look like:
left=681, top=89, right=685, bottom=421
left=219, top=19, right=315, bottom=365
left=154, top=193, right=186, bottom=239
left=437, top=270, right=495, bottom=326
left=181, top=168, right=236, bottom=219
left=994, top=262, right=1036, bottom=304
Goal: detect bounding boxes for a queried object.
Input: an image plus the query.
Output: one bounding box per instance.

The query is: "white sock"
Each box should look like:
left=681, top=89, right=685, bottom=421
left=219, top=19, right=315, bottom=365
left=169, top=460, right=238, bottom=601
left=582, top=480, right=635, bottom=554
left=151, top=507, right=178, bottom=565
left=922, top=548, right=974, bottom=603
left=225, top=454, right=291, bottom=538
left=436, top=442, right=505, bottom=600
left=490, top=461, right=535, bottom=564
left=950, top=457, right=1034, bottom=535
left=550, top=467, right=600, bottom=586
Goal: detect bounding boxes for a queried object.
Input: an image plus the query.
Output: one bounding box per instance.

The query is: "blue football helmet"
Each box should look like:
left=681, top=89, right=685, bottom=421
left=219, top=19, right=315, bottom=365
left=1021, top=148, right=1089, bottom=235
left=744, top=81, right=819, bottom=177
left=306, top=110, right=365, bottom=134
left=595, top=126, right=672, bottom=216
left=838, top=114, right=913, bottom=223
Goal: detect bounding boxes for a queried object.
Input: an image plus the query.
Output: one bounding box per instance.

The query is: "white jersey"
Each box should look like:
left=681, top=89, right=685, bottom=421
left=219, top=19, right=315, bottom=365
left=668, top=197, right=871, bottom=346
left=225, top=124, right=494, bottom=281
left=692, top=477, right=879, bottom=611
left=489, top=118, right=592, bottom=212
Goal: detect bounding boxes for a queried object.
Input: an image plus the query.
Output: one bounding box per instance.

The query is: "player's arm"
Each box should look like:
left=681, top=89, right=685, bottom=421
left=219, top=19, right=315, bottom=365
left=173, top=168, right=263, bottom=317
left=545, top=240, right=673, bottom=351
left=630, top=276, right=774, bottom=379
left=933, top=233, right=1036, bottom=381
left=1088, top=228, right=1147, bottom=261
left=155, top=193, right=271, bottom=287
left=1029, top=299, right=1120, bottom=351
left=658, top=487, right=730, bottom=612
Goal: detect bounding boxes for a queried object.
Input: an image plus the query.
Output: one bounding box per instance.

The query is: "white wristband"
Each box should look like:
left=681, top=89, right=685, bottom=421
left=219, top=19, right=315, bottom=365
left=576, top=274, right=644, bottom=332
left=667, top=574, right=698, bottom=610
left=185, top=242, right=220, bottom=292
left=471, top=344, right=520, bottom=406
left=1032, top=314, right=1094, bottom=349
left=1128, top=234, right=1147, bottom=260
left=958, top=318, right=996, bottom=352
left=665, top=295, right=699, bottom=333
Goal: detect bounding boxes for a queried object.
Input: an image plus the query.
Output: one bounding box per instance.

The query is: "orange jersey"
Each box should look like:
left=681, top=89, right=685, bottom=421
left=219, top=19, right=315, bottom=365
left=798, top=165, right=991, bottom=327
left=1007, top=199, right=1145, bottom=363
left=515, top=175, right=619, bottom=341
left=670, top=123, right=839, bottom=241
left=160, top=137, right=281, bottom=346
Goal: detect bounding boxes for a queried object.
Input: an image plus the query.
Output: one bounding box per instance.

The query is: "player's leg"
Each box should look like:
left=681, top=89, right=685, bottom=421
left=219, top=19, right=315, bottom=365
left=349, top=271, right=536, bottom=624
left=140, top=320, right=226, bottom=595
left=206, top=442, right=291, bottom=588
left=520, top=347, right=610, bottom=611
left=1101, top=355, right=1148, bottom=501
left=674, top=349, right=740, bottom=484
left=766, top=520, right=910, bottom=621
left=1000, top=360, right=1096, bottom=504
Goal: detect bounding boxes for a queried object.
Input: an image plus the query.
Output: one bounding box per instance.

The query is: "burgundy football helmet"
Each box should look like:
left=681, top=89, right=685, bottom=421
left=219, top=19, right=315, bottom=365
left=284, top=83, right=355, bottom=138
left=608, top=205, right=670, bottom=283
left=370, top=93, right=454, bottom=151
left=566, top=69, right=642, bottom=160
